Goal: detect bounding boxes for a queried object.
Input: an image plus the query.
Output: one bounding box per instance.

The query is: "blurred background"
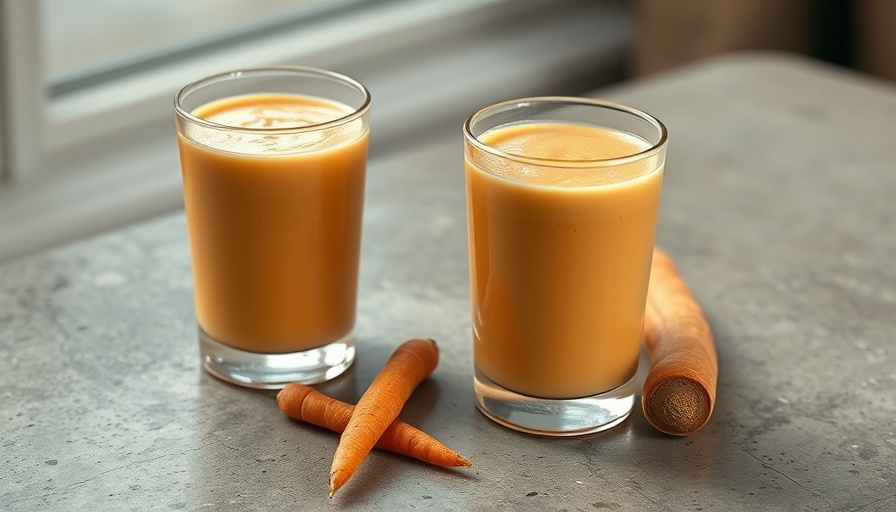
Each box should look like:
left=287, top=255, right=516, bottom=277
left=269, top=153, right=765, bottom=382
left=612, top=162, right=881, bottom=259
left=1, top=0, right=893, bottom=262
left=631, top=0, right=895, bottom=80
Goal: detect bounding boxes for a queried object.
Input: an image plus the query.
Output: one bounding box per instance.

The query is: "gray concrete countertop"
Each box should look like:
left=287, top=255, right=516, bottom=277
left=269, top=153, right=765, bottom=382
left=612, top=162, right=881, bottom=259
left=3, top=54, right=895, bottom=511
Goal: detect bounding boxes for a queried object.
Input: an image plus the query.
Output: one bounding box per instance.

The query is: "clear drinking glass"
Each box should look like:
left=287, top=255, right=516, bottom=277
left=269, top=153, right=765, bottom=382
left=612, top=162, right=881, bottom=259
left=463, top=97, right=667, bottom=435
left=175, top=67, right=370, bottom=389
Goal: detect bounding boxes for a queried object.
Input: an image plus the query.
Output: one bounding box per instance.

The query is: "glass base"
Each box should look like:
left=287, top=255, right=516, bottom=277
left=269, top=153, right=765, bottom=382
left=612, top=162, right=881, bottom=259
left=199, top=327, right=355, bottom=390
left=473, top=367, right=635, bottom=436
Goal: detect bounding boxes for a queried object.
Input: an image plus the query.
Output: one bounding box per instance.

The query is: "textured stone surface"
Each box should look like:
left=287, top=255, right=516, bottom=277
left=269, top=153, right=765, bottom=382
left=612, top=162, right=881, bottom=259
left=2, top=54, right=895, bottom=511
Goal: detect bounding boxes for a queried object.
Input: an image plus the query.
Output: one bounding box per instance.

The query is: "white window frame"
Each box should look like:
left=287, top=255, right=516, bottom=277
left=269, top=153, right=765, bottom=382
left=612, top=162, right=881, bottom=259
left=0, top=0, right=631, bottom=262
left=0, top=0, right=43, bottom=183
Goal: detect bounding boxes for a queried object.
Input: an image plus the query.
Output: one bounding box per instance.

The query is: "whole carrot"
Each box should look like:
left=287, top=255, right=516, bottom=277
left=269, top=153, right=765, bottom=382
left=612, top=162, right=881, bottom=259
left=276, top=383, right=471, bottom=467
left=641, top=248, right=718, bottom=436
left=329, top=338, right=440, bottom=497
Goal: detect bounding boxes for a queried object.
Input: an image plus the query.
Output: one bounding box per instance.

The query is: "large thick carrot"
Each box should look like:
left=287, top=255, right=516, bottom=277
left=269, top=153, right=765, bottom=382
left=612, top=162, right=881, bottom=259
left=276, top=382, right=470, bottom=467
left=328, top=338, right=440, bottom=497
left=641, top=248, right=718, bottom=436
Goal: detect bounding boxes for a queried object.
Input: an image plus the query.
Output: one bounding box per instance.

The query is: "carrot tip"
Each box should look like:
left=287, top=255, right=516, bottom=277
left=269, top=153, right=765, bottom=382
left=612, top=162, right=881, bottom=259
left=328, top=471, right=345, bottom=498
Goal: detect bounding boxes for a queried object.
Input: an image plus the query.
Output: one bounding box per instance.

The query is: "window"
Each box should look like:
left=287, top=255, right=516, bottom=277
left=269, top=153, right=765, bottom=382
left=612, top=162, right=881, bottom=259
left=45, top=0, right=367, bottom=94
left=0, top=0, right=631, bottom=261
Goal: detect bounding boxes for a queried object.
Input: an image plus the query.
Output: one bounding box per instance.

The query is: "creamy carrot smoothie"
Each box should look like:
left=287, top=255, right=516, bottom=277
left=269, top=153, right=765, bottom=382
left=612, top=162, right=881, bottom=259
left=466, top=121, right=663, bottom=400
left=178, top=93, right=368, bottom=354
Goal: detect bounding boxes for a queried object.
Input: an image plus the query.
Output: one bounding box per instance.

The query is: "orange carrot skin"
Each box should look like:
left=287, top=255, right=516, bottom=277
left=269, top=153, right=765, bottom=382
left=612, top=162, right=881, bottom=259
left=642, top=248, right=718, bottom=436
left=329, top=338, right=440, bottom=496
left=276, top=383, right=470, bottom=467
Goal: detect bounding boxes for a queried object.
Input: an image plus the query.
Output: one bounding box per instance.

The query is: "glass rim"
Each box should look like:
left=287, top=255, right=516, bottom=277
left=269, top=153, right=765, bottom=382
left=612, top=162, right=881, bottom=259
left=463, top=96, right=668, bottom=169
left=174, top=66, right=371, bottom=135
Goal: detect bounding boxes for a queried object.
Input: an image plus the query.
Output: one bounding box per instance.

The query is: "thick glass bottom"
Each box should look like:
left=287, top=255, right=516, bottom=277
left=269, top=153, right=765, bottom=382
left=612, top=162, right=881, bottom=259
left=199, top=327, right=355, bottom=389
left=474, top=367, right=635, bottom=436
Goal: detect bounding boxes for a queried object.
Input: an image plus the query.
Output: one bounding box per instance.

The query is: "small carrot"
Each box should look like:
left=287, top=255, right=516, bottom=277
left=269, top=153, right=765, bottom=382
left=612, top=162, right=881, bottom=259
left=328, top=338, right=440, bottom=497
left=641, top=247, right=718, bottom=436
left=277, top=383, right=470, bottom=467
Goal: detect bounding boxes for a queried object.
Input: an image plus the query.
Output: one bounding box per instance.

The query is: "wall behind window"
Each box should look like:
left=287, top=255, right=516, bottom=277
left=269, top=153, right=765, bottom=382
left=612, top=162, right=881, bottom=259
left=631, top=0, right=896, bottom=83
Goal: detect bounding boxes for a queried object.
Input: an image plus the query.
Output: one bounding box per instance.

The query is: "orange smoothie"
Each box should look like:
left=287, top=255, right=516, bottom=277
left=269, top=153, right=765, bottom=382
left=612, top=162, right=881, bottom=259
left=178, top=93, right=368, bottom=353
left=466, top=122, right=663, bottom=399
